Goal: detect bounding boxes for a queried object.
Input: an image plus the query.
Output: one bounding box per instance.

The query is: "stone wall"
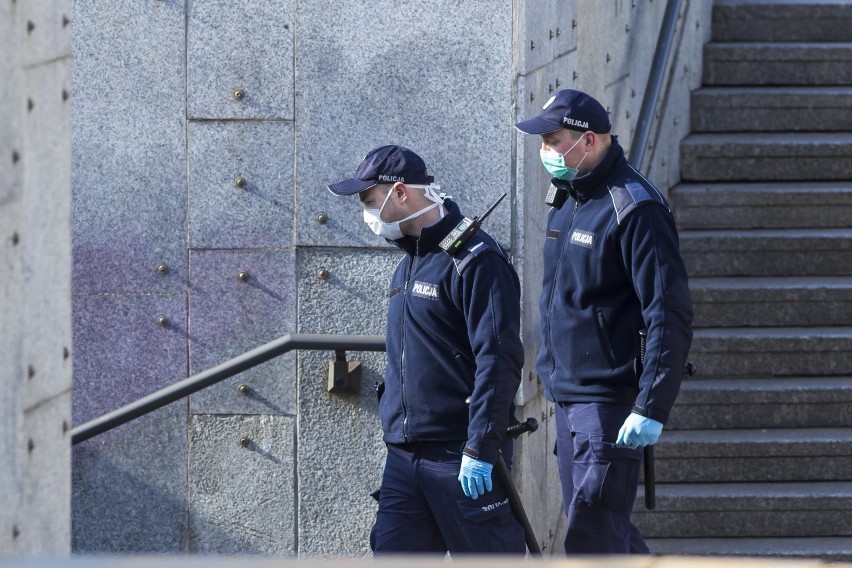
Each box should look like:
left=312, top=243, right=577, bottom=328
left=69, top=0, right=712, bottom=556
left=0, top=0, right=73, bottom=559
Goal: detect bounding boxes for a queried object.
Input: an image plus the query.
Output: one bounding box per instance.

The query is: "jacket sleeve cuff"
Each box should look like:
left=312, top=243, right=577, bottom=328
left=463, top=445, right=498, bottom=465
left=632, top=405, right=670, bottom=425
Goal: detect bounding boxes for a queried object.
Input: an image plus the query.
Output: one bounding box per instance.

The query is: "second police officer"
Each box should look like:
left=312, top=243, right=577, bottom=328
left=515, top=89, right=694, bottom=554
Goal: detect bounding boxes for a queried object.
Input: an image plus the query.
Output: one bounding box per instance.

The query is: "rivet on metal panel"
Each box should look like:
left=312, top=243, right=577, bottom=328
left=528, top=371, right=534, bottom=382
left=11, top=232, right=19, bottom=246
left=549, top=30, right=554, bottom=40
left=157, top=315, right=169, bottom=327
left=316, top=267, right=329, bottom=281
left=28, top=439, right=34, bottom=452
left=63, top=420, right=69, bottom=433
left=63, top=347, right=69, bottom=360
left=573, top=71, right=578, bottom=81
left=27, top=20, right=34, bottom=33
left=530, top=92, right=535, bottom=103
left=555, top=78, right=561, bottom=89
left=237, top=270, right=249, bottom=282
left=62, top=89, right=69, bottom=102
left=27, top=98, right=34, bottom=112
left=233, top=88, right=245, bottom=101
left=28, top=365, right=35, bottom=379
left=156, top=263, right=169, bottom=275
left=548, top=83, right=554, bottom=94
left=549, top=406, right=554, bottom=416
left=631, top=89, right=636, bottom=98
left=661, top=159, right=666, bottom=167
left=606, top=53, right=611, bottom=63
left=12, top=150, right=19, bottom=165
left=626, top=110, right=631, bottom=119
left=556, top=28, right=561, bottom=37
left=626, top=24, right=631, bottom=33
left=63, top=15, right=70, bottom=27
left=316, top=212, right=328, bottom=224
left=238, top=384, right=250, bottom=395
left=541, top=411, right=547, bottom=422
left=239, top=436, right=251, bottom=448
left=572, top=19, right=577, bottom=29
left=234, top=176, right=247, bottom=189
left=696, top=20, right=701, bottom=30
left=12, top=526, right=19, bottom=540
left=673, top=117, right=679, bottom=126
left=530, top=40, right=535, bottom=51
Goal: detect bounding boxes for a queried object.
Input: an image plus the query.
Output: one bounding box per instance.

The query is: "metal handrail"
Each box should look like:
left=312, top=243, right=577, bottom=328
left=629, top=0, right=684, bottom=169
left=71, top=333, right=386, bottom=445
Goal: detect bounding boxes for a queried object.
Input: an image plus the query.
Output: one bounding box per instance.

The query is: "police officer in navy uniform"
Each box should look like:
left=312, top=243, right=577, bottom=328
left=515, top=90, right=694, bottom=554
left=328, top=145, right=526, bottom=555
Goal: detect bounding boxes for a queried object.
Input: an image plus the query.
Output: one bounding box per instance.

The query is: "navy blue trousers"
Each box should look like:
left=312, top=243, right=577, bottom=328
left=370, top=441, right=526, bottom=555
left=555, top=402, right=650, bottom=554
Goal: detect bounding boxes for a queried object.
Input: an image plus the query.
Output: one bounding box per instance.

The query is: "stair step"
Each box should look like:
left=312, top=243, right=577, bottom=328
left=632, top=482, right=852, bottom=538
left=680, top=229, right=852, bottom=277
left=669, top=377, right=852, bottom=429
left=691, top=86, right=852, bottom=132
left=652, top=428, right=852, bottom=483
left=646, top=537, right=852, bottom=562
left=681, top=132, right=852, bottom=182
left=689, top=276, right=852, bottom=327
left=713, top=0, right=852, bottom=43
left=671, top=182, right=852, bottom=230
left=689, top=327, right=852, bottom=378
left=703, top=42, right=852, bottom=86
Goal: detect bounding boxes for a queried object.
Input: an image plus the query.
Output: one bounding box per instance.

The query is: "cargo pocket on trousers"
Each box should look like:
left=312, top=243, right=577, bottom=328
left=573, top=437, right=641, bottom=512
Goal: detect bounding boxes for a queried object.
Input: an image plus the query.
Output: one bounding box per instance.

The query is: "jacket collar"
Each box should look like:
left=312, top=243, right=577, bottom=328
left=553, top=135, right=625, bottom=202
left=392, top=199, right=462, bottom=257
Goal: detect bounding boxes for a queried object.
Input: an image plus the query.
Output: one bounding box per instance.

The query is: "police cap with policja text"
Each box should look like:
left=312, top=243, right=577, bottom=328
left=514, top=89, right=611, bottom=135
left=328, top=144, right=435, bottom=196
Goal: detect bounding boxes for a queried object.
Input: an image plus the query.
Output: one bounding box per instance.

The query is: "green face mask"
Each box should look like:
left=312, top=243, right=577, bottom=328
left=539, top=135, right=586, bottom=180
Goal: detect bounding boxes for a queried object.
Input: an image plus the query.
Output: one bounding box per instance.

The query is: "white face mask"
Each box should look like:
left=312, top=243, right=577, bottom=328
left=363, top=184, right=447, bottom=240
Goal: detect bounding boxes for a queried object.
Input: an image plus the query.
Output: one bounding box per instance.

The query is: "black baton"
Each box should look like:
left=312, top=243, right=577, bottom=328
left=499, top=418, right=542, bottom=556
left=638, top=330, right=656, bottom=510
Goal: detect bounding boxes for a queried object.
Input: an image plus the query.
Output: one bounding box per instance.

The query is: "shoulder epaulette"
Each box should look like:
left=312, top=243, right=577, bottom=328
left=608, top=181, right=670, bottom=225
left=450, top=234, right=508, bottom=275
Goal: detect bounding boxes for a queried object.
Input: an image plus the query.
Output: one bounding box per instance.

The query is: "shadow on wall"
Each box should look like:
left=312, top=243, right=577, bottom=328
left=72, top=412, right=189, bottom=553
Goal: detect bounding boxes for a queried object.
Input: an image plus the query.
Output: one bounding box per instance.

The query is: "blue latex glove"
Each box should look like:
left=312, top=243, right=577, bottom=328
left=458, top=455, right=493, bottom=500
left=616, top=413, right=664, bottom=448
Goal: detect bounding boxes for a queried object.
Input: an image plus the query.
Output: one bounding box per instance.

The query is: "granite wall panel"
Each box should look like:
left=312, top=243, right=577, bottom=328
left=295, top=247, right=395, bottom=554
left=187, top=0, right=294, bottom=119
left=19, top=392, right=72, bottom=554
left=516, top=0, right=577, bottom=76
left=71, top=0, right=187, bottom=294
left=22, top=58, right=73, bottom=410
left=188, top=121, right=294, bottom=250
left=188, top=250, right=297, bottom=415
left=294, top=0, right=514, bottom=250
left=1, top=2, right=24, bottom=556
left=71, top=293, right=189, bottom=552
left=188, top=415, right=296, bottom=554
left=22, top=0, right=71, bottom=67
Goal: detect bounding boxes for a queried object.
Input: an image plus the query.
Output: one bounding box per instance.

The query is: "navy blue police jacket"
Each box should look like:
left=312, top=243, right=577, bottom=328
left=381, top=199, right=523, bottom=465
left=537, top=138, right=694, bottom=424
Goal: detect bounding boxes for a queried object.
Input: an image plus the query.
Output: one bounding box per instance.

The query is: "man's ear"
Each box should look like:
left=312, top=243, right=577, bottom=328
left=393, top=182, right=407, bottom=201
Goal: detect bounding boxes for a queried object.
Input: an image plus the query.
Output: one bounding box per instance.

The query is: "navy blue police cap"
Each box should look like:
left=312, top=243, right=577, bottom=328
left=515, top=89, right=611, bottom=135
left=328, top=144, right=435, bottom=196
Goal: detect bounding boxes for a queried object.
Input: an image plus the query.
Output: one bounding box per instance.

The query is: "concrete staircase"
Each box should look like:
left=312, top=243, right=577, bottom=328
left=634, top=0, right=852, bottom=561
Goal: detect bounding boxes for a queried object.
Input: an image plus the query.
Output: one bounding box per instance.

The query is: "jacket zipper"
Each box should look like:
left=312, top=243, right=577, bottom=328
left=546, top=199, right=580, bottom=385
left=400, top=247, right=418, bottom=442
